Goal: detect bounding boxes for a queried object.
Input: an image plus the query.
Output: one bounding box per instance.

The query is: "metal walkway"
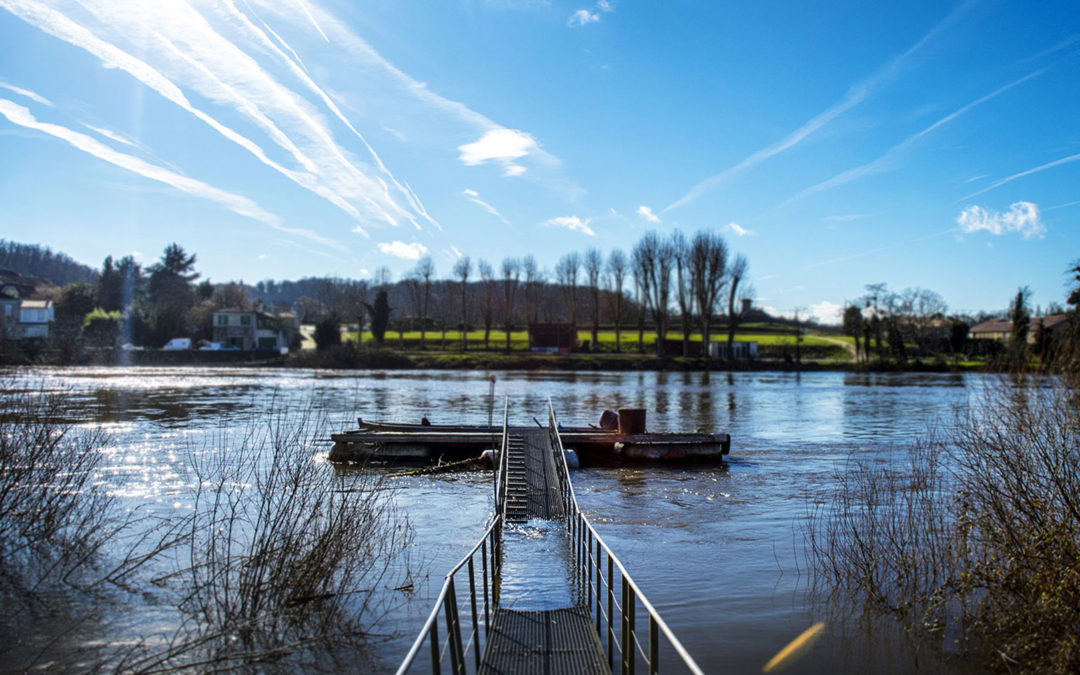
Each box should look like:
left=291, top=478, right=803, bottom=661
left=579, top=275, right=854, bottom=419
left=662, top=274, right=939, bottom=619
left=503, top=430, right=564, bottom=523
left=479, top=607, right=608, bottom=674
left=397, top=401, right=703, bottom=675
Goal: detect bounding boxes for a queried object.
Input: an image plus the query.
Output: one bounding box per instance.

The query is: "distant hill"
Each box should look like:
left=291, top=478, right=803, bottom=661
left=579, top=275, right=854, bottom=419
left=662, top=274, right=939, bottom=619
left=0, top=240, right=97, bottom=287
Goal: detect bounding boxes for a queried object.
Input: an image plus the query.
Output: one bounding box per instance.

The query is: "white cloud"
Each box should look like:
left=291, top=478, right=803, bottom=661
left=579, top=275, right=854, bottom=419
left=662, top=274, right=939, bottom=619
left=956, top=202, right=1045, bottom=239
left=377, top=240, right=428, bottom=260
left=568, top=9, right=600, bottom=27
left=725, top=222, right=754, bottom=236
left=450, top=245, right=464, bottom=259
left=808, top=301, right=844, bottom=325
left=81, top=123, right=134, bottom=146
left=544, top=215, right=595, bottom=236
left=0, top=82, right=53, bottom=106
left=569, top=0, right=613, bottom=26
left=459, top=128, right=538, bottom=177
left=3, top=0, right=437, bottom=235
left=636, top=205, right=660, bottom=223
left=462, top=188, right=510, bottom=224
left=0, top=97, right=344, bottom=250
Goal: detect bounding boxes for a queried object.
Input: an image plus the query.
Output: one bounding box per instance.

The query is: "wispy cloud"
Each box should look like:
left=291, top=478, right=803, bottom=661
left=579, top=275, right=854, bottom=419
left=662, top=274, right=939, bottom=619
left=636, top=205, right=660, bottom=223
left=459, top=128, right=538, bottom=177
left=725, top=222, right=754, bottom=236
left=568, top=1, right=612, bottom=27
left=544, top=215, right=595, bottom=236
left=0, top=97, right=343, bottom=250
left=957, top=202, right=1045, bottom=239
left=2, top=0, right=436, bottom=237
left=962, top=152, right=1080, bottom=201
left=666, top=2, right=972, bottom=212
left=81, top=123, right=134, bottom=146
left=377, top=240, right=429, bottom=260
left=462, top=189, right=510, bottom=224
left=290, top=0, right=328, bottom=42
left=777, top=69, right=1044, bottom=209
left=0, top=82, right=53, bottom=106
left=568, top=9, right=600, bottom=26
left=257, top=0, right=572, bottom=195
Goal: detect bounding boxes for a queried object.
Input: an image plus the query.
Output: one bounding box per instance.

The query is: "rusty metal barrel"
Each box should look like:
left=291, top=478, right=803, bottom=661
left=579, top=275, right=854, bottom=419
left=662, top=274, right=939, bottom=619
left=618, top=408, right=647, bottom=435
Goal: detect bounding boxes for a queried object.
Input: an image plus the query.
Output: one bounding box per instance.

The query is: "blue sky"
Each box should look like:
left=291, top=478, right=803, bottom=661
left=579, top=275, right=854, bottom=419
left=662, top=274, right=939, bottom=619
left=1, top=0, right=1077, bottom=322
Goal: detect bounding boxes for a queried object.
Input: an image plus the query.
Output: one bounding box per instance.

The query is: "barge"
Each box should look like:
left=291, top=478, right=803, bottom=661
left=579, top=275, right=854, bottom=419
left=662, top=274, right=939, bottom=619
left=329, top=410, right=730, bottom=466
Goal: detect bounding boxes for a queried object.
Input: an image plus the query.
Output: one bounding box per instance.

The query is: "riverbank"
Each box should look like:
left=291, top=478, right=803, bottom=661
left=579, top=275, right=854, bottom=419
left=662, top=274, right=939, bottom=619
left=3, top=343, right=989, bottom=372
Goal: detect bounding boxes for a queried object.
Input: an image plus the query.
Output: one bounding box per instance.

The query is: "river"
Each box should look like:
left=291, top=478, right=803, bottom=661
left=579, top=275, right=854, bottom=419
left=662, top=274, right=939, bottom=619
left=3, top=366, right=986, bottom=673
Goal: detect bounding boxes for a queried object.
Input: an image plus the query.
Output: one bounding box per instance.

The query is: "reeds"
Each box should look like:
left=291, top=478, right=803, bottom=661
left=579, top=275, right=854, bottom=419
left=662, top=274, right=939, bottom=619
left=1, top=380, right=412, bottom=672
left=806, top=378, right=1080, bottom=671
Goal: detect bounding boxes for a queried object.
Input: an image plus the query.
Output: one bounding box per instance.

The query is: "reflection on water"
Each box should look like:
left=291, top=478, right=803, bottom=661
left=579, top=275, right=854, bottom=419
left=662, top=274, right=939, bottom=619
left=3, top=366, right=986, bottom=672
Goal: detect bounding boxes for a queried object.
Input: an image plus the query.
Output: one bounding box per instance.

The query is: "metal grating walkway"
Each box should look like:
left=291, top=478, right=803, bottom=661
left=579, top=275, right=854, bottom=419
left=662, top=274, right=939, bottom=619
left=479, top=607, right=608, bottom=675
left=503, top=429, right=564, bottom=523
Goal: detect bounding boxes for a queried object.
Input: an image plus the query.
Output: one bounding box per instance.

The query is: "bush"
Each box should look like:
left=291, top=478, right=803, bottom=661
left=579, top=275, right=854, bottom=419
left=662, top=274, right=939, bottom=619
left=115, top=405, right=412, bottom=671
left=807, top=378, right=1080, bottom=671
left=314, top=313, right=342, bottom=351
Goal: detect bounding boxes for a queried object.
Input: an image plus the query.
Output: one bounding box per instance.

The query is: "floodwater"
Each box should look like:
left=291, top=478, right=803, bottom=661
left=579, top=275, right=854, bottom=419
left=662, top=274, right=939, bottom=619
left=2, top=366, right=988, bottom=673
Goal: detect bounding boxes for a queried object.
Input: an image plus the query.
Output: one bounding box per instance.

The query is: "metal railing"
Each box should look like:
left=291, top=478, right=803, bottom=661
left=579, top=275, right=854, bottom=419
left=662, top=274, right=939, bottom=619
left=493, top=397, right=509, bottom=519
left=548, top=400, right=705, bottom=675
left=398, top=401, right=508, bottom=675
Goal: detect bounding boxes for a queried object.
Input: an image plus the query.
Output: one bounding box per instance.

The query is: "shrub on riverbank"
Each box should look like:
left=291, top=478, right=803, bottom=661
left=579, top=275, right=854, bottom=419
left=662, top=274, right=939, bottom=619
left=0, top=379, right=412, bottom=671
left=807, top=377, right=1080, bottom=671
left=117, top=407, right=412, bottom=671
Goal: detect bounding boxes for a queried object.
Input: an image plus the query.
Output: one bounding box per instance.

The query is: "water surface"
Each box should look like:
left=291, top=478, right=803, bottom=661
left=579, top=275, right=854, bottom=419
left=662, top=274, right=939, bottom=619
left=7, top=366, right=985, bottom=672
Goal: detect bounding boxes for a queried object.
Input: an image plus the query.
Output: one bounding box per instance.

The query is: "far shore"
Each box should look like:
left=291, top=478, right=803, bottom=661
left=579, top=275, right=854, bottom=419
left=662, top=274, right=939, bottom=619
left=5, top=346, right=989, bottom=373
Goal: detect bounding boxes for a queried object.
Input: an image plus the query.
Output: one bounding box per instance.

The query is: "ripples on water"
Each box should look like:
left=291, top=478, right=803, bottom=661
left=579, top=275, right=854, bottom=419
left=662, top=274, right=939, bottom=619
left=6, top=366, right=985, bottom=672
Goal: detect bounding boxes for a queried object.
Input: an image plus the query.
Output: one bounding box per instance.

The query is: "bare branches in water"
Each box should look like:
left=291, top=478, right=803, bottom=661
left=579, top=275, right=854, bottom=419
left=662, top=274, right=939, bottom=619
left=806, top=378, right=1080, bottom=671
left=0, top=380, right=413, bottom=672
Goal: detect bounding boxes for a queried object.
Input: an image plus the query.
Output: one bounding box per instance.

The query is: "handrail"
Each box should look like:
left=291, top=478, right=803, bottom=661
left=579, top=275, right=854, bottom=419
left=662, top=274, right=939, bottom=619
left=398, top=409, right=508, bottom=675
left=548, top=399, right=705, bottom=675
left=494, top=396, right=509, bottom=519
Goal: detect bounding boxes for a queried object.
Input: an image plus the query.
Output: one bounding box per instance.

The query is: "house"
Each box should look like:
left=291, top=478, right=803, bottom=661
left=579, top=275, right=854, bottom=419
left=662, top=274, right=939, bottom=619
left=970, top=315, right=1071, bottom=344
left=212, top=308, right=295, bottom=351
left=0, top=284, right=19, bottom=337
left=17, top=299, right=54, bottom=339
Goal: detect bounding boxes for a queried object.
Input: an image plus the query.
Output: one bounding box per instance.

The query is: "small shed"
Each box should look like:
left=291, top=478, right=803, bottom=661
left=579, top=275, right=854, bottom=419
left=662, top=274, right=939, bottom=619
left=528, top=323, right=578, bottom=354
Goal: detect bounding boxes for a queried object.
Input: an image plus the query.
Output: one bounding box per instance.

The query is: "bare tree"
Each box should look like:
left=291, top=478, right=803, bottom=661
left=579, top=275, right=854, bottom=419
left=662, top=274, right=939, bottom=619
left=555, top=251, right=581, bottom=327
left=412, top=257, right=434, bottom=349
left=453, top=256, right=471, bottom=351
left=631, top=247, right=648, bottom=353
left=478, top=259, right=496, bottom=349
left=671, top=231, right=694, bottom=356
left=606, top=249, right=628, bottom=353
left=500, top=257, right=520, bottom=351
left=689, top=230, right=727, bottom=360
left=903, top=287, right=947, bottom=353
left=523, top=255, right=541, bottom=330
left=725, top=254, right=750, bottom=365
left=633, top=231, right=675, bottom=356
left=584, top=248, right=603, bottom=350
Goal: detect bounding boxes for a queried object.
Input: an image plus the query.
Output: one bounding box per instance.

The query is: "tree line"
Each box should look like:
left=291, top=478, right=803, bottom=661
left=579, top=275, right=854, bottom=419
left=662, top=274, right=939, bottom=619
left=296, top=229, right=754, bottom=359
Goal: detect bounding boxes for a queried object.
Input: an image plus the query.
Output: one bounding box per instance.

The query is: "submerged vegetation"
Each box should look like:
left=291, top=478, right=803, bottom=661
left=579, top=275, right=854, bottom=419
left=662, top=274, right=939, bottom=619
left=0, top=379, right=411, bottom=672
left=807, top=365, right=1080, bottom=670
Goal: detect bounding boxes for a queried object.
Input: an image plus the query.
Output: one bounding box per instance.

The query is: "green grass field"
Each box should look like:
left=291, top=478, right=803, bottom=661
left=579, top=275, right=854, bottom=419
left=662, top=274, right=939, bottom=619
left=330, top=325, right=854, bottom=360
